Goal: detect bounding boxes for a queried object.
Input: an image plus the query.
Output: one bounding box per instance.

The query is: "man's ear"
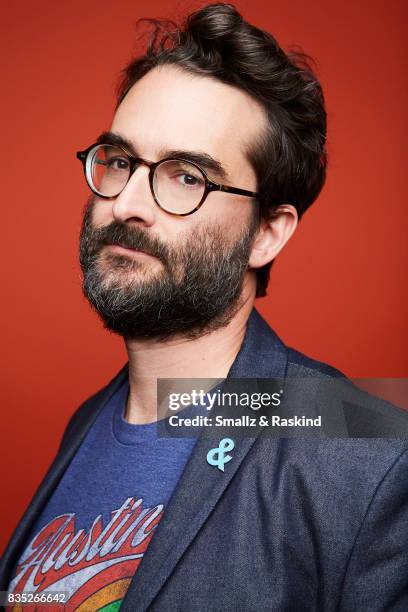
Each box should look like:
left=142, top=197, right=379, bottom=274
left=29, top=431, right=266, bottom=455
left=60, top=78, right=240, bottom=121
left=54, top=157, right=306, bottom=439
left=248, top=204, right=298, bottom=269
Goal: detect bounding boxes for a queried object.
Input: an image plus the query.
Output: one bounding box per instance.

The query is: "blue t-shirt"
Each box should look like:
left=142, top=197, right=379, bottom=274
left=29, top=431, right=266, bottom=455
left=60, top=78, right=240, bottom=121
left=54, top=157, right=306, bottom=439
left=8, top=379, right=197, bottom=611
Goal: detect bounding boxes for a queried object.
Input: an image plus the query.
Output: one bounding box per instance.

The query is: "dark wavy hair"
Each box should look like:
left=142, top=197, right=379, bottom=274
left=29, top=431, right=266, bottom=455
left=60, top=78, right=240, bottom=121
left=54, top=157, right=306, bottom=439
left=117, top=3, right=327, bottom=297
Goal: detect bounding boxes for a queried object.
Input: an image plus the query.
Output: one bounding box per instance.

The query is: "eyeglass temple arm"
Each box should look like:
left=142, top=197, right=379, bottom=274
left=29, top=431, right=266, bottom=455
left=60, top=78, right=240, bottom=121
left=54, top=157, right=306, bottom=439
left=217, top=184, right=259, bottom=198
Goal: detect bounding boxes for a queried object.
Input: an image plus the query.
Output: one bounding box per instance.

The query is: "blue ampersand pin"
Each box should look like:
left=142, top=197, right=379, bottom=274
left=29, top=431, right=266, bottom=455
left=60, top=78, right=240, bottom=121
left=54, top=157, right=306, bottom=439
left=207, top=438, right=235, bottom=472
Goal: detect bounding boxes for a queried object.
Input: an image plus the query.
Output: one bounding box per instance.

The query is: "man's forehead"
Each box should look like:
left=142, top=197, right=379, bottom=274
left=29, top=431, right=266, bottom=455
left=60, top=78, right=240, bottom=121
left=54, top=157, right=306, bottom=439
left=110, top=65, right=266, bottom=179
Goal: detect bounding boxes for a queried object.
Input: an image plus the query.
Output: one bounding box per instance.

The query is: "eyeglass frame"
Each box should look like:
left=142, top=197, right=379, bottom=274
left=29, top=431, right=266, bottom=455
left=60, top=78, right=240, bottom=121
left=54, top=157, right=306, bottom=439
left=76, top=142, right=260, bottom=216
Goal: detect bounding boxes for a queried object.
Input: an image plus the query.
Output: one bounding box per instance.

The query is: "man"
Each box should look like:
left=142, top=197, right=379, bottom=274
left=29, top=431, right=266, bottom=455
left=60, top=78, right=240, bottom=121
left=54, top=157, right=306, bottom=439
left=1, top=3, right=407, bottom=611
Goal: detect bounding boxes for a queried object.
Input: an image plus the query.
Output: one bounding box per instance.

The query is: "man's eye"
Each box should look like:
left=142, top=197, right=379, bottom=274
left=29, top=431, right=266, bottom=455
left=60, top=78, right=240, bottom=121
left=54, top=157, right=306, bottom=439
left=106, top=157, right=130, bottom=171
left=176, top=173, right=203, bottom=188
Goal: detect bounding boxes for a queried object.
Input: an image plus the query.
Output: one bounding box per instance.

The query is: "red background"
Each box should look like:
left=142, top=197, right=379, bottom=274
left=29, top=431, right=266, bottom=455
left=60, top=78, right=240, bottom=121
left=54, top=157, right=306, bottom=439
left=1, top=0, right=407, bottom=553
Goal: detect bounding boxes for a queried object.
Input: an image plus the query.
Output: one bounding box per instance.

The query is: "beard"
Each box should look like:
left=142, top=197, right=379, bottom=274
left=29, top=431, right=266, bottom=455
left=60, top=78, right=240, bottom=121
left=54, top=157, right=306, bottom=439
left=79, top=198, right=259, bottom=341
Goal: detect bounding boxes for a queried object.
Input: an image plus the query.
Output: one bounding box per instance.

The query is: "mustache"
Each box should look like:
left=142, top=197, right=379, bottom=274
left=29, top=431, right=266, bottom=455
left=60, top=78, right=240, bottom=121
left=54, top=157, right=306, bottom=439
left=83, top=218, right=171, bottom=265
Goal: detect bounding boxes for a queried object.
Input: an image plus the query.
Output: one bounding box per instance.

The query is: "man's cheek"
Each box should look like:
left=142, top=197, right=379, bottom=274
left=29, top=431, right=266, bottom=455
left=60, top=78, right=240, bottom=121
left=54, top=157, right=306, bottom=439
left=91, top=199, right=114, bottom=228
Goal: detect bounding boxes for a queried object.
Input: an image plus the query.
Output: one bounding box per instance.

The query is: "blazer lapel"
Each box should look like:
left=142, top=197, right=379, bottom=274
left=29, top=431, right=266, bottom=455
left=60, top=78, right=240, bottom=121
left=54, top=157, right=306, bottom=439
left=120, top=308, right=288, bottom=611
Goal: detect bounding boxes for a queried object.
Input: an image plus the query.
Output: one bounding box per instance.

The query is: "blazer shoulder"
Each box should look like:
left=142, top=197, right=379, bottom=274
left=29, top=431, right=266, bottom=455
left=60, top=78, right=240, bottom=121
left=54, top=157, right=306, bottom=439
left=285, top=345, right=346, bottom=379
left=284, top=346, right=408, bottom=443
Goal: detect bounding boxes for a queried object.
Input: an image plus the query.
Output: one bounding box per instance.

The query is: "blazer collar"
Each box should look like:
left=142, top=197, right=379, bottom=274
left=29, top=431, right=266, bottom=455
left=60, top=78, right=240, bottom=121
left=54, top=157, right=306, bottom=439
left=229, top=307, right=288, bottom=378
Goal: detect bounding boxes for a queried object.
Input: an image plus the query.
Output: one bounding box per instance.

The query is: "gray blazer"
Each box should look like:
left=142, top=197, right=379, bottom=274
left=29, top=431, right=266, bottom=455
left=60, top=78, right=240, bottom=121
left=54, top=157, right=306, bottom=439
left=1, top=309, right=408, bottom=611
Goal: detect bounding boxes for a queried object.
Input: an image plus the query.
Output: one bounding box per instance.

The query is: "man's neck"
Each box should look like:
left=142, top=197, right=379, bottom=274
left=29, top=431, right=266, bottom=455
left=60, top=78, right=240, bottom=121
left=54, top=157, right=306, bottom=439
left=123, top=287, right=255, bottom=424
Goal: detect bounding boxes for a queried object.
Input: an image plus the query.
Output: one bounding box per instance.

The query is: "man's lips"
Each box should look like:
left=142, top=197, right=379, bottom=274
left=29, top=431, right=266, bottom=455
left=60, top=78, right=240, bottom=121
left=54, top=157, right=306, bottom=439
left=105, top=243, right=157, bottom=259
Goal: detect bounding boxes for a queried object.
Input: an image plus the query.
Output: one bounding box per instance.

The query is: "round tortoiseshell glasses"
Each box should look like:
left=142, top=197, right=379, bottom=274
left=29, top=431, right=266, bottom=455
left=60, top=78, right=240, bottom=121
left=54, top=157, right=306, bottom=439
left=76, top=142, right=259, bottom=216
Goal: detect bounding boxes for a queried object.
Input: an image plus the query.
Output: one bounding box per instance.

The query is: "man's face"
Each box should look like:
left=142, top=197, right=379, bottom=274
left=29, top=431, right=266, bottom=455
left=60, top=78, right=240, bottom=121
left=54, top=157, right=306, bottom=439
left=80, top=65, right=268, bottom=340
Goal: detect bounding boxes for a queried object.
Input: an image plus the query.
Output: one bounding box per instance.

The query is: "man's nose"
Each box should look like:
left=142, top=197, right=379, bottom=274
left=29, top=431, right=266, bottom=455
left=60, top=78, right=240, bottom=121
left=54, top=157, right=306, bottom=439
left=111, top=166, right=156, bottom=226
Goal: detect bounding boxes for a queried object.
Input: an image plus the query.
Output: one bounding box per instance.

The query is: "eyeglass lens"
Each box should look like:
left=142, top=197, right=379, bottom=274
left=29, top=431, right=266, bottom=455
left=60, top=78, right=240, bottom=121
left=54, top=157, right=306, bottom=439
left=86, top=144, right=206, bottom=214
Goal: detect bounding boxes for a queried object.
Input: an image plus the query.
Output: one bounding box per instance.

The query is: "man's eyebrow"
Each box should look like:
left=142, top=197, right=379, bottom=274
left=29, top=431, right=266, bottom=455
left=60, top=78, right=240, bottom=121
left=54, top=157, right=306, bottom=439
left=96, top=131, right=135, bottom=153
left=96, top=131, right=229, bottom=182
left=158, top=149, right=229, bottom=181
